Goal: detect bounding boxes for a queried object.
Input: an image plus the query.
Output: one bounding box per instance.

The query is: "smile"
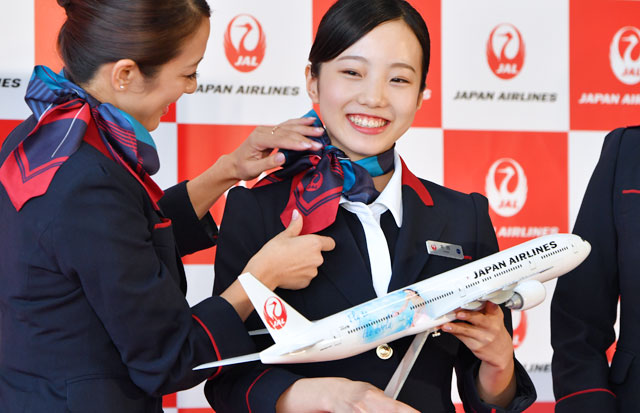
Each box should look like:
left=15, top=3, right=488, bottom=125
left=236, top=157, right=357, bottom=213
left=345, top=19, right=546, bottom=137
left=347, top=114, right=389, bottom=129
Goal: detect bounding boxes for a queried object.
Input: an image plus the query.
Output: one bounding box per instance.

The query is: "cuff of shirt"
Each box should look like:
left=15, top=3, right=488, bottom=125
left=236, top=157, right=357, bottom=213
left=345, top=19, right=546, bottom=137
left=460, top=358, right=537, bottom=413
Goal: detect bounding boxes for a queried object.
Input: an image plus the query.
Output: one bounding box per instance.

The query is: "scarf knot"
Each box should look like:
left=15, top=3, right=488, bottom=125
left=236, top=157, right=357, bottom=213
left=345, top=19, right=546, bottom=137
left=254, top=110, right=394, bottom=234
left=0, top=65, right=162, bottom=211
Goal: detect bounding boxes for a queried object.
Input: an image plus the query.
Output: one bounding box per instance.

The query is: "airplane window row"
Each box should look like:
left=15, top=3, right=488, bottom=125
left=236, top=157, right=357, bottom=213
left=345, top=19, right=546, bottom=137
left=493, top=263, right=523, bottom=279
left=541, top=246, right=569, bottom=260
left=348, top=314, right=395, bottom=335
left=426, top=290, right=453, bottom=304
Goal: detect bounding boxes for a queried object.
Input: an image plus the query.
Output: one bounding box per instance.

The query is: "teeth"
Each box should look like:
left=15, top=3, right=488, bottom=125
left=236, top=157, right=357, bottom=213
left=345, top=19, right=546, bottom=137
left=348, top=115, right=387, bottom=128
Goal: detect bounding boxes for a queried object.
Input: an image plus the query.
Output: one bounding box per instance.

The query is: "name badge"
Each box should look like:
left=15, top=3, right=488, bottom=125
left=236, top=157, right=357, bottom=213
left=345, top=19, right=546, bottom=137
left=426, top=240, right=464, bottom=260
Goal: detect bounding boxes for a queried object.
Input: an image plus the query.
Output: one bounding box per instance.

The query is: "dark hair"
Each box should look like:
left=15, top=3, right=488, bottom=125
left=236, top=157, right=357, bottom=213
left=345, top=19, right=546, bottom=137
left=57, top=0, right=211, bottom=84
left=309, top=0, right=430, bottom=92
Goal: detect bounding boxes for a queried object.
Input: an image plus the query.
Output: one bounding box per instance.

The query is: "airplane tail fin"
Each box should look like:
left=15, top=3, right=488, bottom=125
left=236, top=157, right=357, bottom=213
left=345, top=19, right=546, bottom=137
left=239, top=273, right=313, bottom=344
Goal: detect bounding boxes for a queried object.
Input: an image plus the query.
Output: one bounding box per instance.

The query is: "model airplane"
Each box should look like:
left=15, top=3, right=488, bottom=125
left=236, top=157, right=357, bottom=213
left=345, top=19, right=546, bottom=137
left=195, top=233, right=590, bottom=369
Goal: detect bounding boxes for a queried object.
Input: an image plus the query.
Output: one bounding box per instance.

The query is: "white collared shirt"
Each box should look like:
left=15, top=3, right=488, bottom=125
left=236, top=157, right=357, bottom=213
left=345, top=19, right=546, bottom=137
left=340, top=151, right=403, bottom=297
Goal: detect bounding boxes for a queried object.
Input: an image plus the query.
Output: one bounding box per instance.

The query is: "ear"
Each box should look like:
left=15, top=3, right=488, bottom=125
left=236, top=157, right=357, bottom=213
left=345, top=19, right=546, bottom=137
left=110, top=59, right=142, bottom=92
left=416, top=89, right=425, bottom=110
left=305, top=64, right=319, bottom=104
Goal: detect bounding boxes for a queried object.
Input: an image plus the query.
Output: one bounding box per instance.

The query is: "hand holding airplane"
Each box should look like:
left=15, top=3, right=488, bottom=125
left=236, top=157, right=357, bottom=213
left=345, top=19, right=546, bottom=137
left=195, top=233, right=590, bottom=370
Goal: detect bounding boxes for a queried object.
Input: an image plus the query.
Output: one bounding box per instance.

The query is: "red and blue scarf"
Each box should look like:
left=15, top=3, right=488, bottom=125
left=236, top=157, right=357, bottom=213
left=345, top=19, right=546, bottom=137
left=0, top=65, right=163, bottom=211
left=255, top=110, right=395, bottom=234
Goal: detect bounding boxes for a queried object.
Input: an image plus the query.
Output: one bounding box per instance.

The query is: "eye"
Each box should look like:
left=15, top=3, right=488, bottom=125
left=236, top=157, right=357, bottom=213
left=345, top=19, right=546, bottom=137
left=391, top=77, right=409, bottom=84
left=186, top=71, right=199, bottom=80
left=341, top=70, right=360, bottom=77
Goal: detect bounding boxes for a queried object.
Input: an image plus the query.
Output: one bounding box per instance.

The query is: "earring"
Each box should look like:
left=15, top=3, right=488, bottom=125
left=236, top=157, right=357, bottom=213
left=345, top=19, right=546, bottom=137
left=120, top=84, right=125, bottom=90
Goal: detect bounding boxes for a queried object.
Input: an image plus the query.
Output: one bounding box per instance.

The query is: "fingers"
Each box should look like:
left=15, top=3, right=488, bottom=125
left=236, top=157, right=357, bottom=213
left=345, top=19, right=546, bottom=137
left=249, top=151, right=286, bottom=173
left=442, top=304, right=497, bottom=340
left=260, top=117, right=324, bottom=151
left=317, top=234, right=336, bottom=251
left=282, top=209, right=303, bottom=237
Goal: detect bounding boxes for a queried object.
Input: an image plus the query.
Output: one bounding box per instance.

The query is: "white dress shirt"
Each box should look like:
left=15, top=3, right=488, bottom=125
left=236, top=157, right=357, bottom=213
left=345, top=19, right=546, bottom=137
left=339, top=151, right=403, bottom=297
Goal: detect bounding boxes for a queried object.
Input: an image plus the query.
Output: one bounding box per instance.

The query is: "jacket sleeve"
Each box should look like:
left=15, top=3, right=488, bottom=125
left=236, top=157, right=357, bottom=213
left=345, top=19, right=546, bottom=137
left=456, top=193, right=537, bottom=413
left=550, top=129, right=624, bottom=412
left=159, top=180, right=218, bottom=256
left=205, top=186, right=303, bottom=413
left=51, top=164, right=255, bottom=396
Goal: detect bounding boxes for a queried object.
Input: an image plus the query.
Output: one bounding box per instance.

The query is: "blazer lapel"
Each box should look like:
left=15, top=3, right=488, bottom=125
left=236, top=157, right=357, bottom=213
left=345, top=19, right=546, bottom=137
left=388, top=168, right=445, bottom=292
left=319, top=209, right=378, bottom=307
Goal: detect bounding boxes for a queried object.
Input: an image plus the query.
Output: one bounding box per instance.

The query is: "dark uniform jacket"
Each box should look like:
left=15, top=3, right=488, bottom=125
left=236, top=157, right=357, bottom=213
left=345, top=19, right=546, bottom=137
left=0, top=117, right=255, bottom=412
left=206, top=162, right=536, bottom=413
left=552, top=126, right=640, bottom=413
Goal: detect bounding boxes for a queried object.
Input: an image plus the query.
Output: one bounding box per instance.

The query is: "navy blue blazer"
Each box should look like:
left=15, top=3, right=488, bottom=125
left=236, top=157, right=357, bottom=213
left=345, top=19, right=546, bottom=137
left=551, top=126, right=640, bottom=413
left=0, top=117, right=255, bottom=412
left=205, top=165, right=536, bottom=413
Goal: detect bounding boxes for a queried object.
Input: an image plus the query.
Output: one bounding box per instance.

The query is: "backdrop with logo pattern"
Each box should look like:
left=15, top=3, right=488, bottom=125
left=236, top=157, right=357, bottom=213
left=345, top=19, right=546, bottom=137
left=1, top=0, right=638, bottom=411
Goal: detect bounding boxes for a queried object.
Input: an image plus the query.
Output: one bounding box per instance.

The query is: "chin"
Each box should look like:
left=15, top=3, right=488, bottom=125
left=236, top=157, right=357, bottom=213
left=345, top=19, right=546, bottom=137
left=145, top=119, right=161, bottom=132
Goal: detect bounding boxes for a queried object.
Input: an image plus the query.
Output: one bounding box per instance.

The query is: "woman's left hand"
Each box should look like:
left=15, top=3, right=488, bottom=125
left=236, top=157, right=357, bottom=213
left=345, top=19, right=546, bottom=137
left=228, top=117, right=324, bottom=181
left=441, top=302, right=516, bottom=407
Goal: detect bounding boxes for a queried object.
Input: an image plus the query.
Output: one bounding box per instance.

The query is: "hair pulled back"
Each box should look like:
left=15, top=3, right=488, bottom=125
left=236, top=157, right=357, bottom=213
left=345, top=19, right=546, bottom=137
left=309, top=0, right=430, bottom=92
left=56, top=0, right=211, bottom=84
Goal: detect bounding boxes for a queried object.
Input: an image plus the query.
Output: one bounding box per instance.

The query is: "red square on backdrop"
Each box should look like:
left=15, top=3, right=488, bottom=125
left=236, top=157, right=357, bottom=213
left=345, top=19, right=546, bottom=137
left=312, top=0, right=441, bottom=127
left=177, top=123, right=256, bottom=265
left=0, top=120, right=22, bottom=147
left=570, top=0, right=640, bottom=130
left=162, top=393, right=177, bottom=408
left=161, top=103, right=177, bottom=123
left=443, top=130, right=568, bottom=250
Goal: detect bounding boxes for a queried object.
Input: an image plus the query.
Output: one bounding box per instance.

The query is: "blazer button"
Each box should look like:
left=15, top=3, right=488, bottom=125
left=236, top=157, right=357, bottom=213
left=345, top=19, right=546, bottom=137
left=376, top=344, right=393, bottom=360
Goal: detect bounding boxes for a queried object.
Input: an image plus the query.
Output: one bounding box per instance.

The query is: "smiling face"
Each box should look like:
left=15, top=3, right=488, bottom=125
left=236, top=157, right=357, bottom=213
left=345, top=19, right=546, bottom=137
left=306, top=19, right=423, bottom=161
left=119, top=17, right=210, bottom=131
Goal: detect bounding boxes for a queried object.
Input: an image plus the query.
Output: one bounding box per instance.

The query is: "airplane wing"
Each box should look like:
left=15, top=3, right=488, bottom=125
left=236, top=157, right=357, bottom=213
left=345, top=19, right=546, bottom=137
left=194, top=352, right=261, bottom=370
left=427, top=283, right=518, bottom=319
left=272, top=335, right=324, bottom=355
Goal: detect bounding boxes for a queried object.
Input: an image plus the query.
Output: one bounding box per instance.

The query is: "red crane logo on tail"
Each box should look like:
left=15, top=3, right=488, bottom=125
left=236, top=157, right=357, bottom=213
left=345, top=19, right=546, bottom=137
left=224, top=14, right=266, bottom=73
left=264, top=296, right=287, bottom=330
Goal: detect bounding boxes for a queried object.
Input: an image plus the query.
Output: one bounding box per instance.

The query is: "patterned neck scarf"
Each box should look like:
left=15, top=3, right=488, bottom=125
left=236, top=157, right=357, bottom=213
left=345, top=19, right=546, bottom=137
left=255, top=109, right=395, bottom=234
left=0, top=65, right=163, bottom=211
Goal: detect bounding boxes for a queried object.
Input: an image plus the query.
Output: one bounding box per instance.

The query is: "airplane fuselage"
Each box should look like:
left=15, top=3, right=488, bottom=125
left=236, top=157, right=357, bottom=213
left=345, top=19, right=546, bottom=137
left=259, top=233, right=590, bottom=364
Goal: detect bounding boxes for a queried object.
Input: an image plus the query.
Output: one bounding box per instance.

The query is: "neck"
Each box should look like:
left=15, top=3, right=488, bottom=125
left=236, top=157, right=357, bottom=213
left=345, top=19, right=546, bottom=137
left=78, top=64, right=118, bottom=106
left=372, top=170, right=393, bottom=193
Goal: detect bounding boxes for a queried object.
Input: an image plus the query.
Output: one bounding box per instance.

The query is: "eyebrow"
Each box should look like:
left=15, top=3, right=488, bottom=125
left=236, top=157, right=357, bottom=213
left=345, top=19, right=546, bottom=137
left=187, top=56, right=204, bottom=68
left=335, top=55, right=417, bottom=73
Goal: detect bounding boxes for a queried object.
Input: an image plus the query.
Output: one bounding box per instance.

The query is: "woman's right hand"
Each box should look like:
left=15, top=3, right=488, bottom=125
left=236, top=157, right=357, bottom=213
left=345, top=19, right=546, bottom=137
left=243, top=209, right=335, bottom=291
left=276, top=377, right=419, bottom=413
left=227, top=117, right=325, bottom=183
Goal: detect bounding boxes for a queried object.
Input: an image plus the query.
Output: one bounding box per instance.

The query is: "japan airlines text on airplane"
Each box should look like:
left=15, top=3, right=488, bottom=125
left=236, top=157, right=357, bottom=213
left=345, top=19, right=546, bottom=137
left=195, top=233, right=590, bottom=369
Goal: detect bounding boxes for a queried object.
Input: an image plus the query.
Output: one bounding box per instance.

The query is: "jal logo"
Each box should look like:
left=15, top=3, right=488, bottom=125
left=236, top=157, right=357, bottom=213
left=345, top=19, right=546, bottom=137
left=485, top=158, right=528, bottom=217
left=306, top=172, right=323, bottom=192
left=486, top=23, right=525, bottom=80
left=264, top=296, right=287, bottom=330
left=224, top=14, right=266, bottom=73
left=512, top=310, right=528, bottom=349
left=609, top=26, right=640, bottom=85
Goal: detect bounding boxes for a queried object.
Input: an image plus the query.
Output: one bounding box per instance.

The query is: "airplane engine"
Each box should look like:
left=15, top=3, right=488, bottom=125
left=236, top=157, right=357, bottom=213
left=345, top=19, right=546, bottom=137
left=504, top=280, right=546, bottom=311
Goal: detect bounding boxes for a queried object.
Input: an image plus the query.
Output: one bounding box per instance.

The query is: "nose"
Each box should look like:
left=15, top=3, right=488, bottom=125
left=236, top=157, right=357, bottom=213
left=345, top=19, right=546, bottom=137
left=185, top=78, right=198, bottom=94
left=357, top=77, right=387, bottom=108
